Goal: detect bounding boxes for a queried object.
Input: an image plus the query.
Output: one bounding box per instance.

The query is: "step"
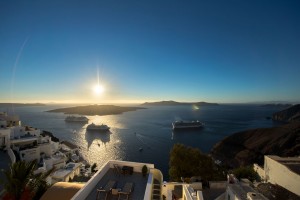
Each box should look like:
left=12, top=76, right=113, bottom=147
left=153, top=190, right=160, bottom=195
left=152, top=196, right=161, bottom=200
left=154, top=179, right=160, bottom=185
left=153, top=185, right=160, bottom=190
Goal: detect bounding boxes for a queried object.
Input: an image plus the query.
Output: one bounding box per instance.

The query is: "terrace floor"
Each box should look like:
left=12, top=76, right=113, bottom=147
left=85, top=168, right=149, bottom=200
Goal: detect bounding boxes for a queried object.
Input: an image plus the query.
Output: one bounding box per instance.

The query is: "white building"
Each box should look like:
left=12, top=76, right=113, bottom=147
left=224, top=178, right=267, bottom=200
left=254, top=155, right=300, bottom=196
left=51, top=162, right=82, bottom=183
left=0, top=112, right=21, bottom=149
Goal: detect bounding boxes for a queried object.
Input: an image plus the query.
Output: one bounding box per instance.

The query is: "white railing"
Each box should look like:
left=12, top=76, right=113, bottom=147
left=196, top=191, right=204, bottom=200
left=7, top=148, right=16, bottom=163
left=71, top=161, right=110, bottom=200
left=107, top=160, right=154, bottom=173
left=183, top=185, right=195, bottom=200
left=143, top=172, right=154, bottom=200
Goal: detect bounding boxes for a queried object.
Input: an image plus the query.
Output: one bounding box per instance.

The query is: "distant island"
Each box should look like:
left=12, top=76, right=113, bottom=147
left=211, top=104, right=300, bottom=168
left=0, top=103, right=46, bottom=107
left=260, top=103, right=292, bottom=108
left=46, top=105, right=145, bottom=116
left=141, top=100, right=219, bottom=106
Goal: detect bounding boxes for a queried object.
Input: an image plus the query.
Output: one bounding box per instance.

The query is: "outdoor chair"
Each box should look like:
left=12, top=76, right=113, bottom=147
left=96, top=180, right=117, bottom=200
left=118, top=182, right=134, bottom=200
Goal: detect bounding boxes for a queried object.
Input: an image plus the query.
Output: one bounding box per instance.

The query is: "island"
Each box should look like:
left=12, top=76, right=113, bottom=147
left=141, top=100, right=219, bottom=106
left=211, top=104, right=300, bottom=168
left=46, top=105, right=145, bottom=116
left=260, top=103, right=292, bottom=108
left=0, top=103, right=46, bottom=107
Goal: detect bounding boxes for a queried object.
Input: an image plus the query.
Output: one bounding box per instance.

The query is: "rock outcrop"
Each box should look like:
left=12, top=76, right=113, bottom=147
left=211, top=104, right=300, bottom=168
left=272, top=104, right=300, bottom=122
left=211, top=121, right=300, bottom=168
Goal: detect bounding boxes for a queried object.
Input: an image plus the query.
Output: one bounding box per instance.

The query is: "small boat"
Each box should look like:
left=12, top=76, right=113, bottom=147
left=172, top=120, right=204, bottom=130
left=65, top=116, right=89, bottom=123
left=139, top=147, right=143, bottom=152
left=86, top=123, right=110, bottom=131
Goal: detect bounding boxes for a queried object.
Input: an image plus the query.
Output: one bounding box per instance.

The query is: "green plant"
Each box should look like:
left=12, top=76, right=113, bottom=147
left=91, top=163, right=97, bottom=172
left=0, top=160, right=54, bottom=200
left=142, top=165, right=148, bottom=176
left=169, top=143, right=226, bottom=182
left=232, top=166, right=260, bottom=182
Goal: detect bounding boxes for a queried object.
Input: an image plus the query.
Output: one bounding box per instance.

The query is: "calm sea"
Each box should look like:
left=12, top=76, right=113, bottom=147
left=0, top=104, right=282, bottom=180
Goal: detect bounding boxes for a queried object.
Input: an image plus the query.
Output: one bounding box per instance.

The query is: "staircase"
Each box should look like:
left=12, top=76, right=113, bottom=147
left=152, top=178, right=161, bottom=200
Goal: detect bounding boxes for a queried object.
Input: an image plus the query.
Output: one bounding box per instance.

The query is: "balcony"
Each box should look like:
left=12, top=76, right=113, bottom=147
left=72, top=160, right=159, bottom=200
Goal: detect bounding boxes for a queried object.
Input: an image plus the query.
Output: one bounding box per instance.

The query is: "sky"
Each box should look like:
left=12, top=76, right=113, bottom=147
left=0, top=0, right=300, bottom=104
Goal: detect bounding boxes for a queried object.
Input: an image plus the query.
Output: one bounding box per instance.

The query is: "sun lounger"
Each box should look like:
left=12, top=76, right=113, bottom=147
left=96, top=180, right=117, bottom=200
left=118, top=182, right=134, bottom=200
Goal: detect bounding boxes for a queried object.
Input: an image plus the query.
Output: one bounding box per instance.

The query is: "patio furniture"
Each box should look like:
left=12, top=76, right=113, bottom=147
left=112, top=188, right=121, bottom=195
left=96, top=180, right=117, bottom=200
left=121, top=166, right=133, bottom=175
left=113, top=164, right=123, bottom=176
left=118, top=182, right=134, bottom=200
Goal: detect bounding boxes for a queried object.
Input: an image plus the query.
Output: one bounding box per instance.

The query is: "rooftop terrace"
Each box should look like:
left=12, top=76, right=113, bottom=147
left=72, top=160, right=162, bottom=200
left=86, top=168, right=148, bottom=199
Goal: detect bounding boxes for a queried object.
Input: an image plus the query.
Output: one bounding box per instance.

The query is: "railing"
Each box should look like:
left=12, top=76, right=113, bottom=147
left=183, top=185, right=195, bottom=200
left=143, top=172, right=154, bottom=200
left=71, top=161, right=111, bottom=200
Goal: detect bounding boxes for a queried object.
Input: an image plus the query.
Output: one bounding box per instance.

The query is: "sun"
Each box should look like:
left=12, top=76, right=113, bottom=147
left=93, top=84, right=104, bottom=95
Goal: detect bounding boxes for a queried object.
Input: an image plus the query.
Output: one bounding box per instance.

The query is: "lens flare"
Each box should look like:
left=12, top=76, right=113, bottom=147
left=93, top=84, right=104, bottom=95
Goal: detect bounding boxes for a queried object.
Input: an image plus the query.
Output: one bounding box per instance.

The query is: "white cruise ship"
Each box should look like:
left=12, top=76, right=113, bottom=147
left=172, top=120, right=204, bottom=130
left=65, top=116, right=89, bottom=123
left=86, top=123, right=110, bottom=131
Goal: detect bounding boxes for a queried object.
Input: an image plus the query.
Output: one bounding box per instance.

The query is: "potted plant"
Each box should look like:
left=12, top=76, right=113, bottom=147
left=142, top=165, right=148, bottom=177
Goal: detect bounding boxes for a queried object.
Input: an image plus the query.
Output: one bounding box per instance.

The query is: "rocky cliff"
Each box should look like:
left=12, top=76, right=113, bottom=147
left=272, top=104, right=300, bottom=122
left=211, top=121, right=300, bottom=168
left=211, top=104, right=300, bottom=168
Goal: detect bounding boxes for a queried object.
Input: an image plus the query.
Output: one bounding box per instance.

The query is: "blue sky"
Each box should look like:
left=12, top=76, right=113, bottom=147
left=0, top=0, right=299, bottom=103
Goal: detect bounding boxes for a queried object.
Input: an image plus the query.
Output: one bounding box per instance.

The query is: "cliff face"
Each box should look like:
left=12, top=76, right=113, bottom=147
left=272, top=104, right=300, bottom=122
left=211, top=121, right=300, bottom=168
left=211, top=104, right=300, bottom=168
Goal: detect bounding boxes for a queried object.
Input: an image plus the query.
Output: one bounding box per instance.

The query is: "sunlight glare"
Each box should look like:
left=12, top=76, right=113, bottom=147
left=93, top=84, right=104, bottom=95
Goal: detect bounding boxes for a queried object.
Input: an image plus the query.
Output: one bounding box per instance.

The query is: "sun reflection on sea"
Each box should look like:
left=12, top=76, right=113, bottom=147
left=71, top=115, right=127, bottom=167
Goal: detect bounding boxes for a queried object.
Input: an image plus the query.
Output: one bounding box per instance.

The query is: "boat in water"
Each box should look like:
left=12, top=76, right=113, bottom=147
left=65, top=116, right=89, bottom=123
left=172, top=120, right=204, bottom=130
left=86, top=123, right=110, bottom=131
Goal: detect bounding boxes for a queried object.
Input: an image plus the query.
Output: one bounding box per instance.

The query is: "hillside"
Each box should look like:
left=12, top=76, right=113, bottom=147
left=211, top=104, right=300, bottom=168
left=0, top=103, right=46, bottom=107
left=141, top=100, right=219, bottom=106
left=272, top=104, right=300, bottom=122
left=211, top=121, right=300, bottom=168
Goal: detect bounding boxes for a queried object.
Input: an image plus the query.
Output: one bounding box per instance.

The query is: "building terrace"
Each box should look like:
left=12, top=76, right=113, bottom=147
left=72, top=160, right=163, bottom=200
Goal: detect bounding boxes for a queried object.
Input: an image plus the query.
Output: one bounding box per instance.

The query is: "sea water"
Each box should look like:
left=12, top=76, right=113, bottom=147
left=0, top=104, right=282, bottom=179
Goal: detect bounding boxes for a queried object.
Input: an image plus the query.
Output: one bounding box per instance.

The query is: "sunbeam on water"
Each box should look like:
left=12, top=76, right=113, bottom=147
left=1, top=104, right=281, bottom=179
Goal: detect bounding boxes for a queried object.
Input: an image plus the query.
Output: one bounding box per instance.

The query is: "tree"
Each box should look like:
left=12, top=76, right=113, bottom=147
left=0, top=160, right=54, bottom=200
left=169, top=143, right=225, bottom=182
left=232, top=166, right=260, bottom=182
